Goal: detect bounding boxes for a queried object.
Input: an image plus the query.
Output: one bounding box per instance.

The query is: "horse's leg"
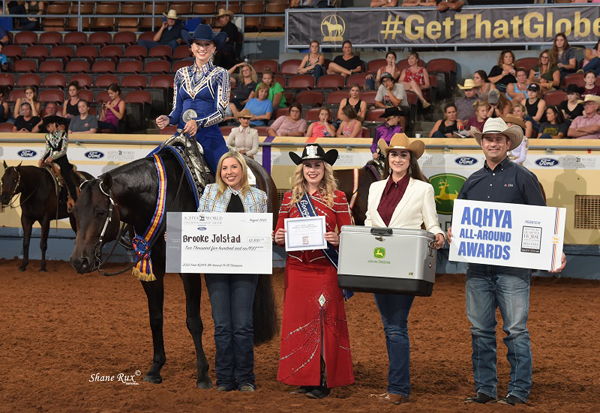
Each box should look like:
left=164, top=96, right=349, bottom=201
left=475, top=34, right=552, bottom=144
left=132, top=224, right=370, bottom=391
left=180, top=273, right=212, bottom=389
left=19, top=214, right=33, bottom=271
left=38, top=215, right=51, bottom=272
left=141, top=274, right=166, bottom=384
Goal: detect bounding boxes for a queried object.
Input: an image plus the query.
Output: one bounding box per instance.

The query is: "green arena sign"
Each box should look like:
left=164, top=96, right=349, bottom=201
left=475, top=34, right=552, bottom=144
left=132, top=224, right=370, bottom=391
left=429, top=173, right=466, bottom=215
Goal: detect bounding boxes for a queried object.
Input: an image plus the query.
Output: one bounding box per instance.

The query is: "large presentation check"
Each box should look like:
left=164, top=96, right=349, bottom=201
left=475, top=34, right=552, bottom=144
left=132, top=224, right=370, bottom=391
left=165, top=212, right=273, bottom=274
left=449, top=200, right=566, bottom=271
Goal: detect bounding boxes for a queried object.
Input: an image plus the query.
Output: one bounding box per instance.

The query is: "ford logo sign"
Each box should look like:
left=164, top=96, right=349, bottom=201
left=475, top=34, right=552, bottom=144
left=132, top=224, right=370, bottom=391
left=455, top=156, right=478, bottom=166
left=85, top=151, right=105, bottom=159
left=197, top=227, right=207, bottom=231
left=535, top=158, right=559, bottom=167
left=18, top=149, right=37, bottom=158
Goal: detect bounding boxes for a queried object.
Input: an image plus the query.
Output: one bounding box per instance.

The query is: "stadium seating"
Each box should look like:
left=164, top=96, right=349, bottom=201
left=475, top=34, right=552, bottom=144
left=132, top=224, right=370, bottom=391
left=42, top=74, right=67, bottom=88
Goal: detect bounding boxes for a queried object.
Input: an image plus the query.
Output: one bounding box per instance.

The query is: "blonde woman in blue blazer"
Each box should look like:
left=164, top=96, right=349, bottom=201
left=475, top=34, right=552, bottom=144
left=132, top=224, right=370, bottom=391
left=198, top=149, right=267, bottom=393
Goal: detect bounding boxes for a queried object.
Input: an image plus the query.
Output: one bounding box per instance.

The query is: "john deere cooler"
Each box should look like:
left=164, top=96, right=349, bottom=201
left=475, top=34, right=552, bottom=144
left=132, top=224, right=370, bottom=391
left=337, top=226, right=437, bottom=296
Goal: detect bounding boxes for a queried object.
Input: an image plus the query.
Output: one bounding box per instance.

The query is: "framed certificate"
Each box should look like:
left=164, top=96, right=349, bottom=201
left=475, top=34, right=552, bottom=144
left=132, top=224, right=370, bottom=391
left=284, top=216, right=327, bottom=252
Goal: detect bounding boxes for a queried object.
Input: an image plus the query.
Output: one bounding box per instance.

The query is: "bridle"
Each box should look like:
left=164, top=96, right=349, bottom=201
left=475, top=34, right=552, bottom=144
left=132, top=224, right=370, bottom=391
left=94, top=179, right=116, bottom=271
left=0, top=167, right=22, bottom=208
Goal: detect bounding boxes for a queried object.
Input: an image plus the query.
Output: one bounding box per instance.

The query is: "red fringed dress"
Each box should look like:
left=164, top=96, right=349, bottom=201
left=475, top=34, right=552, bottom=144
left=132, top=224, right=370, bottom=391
left=276, top=190, right=355, bottom=388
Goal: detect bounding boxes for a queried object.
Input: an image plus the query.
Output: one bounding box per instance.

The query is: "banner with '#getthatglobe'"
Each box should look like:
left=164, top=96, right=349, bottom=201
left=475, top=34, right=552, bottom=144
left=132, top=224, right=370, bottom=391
left=449, top=200, right=566, bottom=272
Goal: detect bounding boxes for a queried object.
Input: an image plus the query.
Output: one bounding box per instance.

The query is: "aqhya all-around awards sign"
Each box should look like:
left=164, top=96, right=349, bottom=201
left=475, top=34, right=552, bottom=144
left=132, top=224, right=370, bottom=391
left=166, top=212, right=273, bottom=274
left=449, top=200, right=566, bottom=272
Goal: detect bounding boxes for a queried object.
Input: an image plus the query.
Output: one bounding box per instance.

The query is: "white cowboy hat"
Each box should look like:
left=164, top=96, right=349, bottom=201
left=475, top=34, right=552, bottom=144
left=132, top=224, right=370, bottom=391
left=217, top=9, right=235, bottom=18
left=582, top=94, right=600, bottom=105
left=162, top=10, right=180, bottom=20
left=458, top=79, right=477, bottom=90
left=469, top=117, right=523, bottom=151
left=378, top=133, right=425, bottom=159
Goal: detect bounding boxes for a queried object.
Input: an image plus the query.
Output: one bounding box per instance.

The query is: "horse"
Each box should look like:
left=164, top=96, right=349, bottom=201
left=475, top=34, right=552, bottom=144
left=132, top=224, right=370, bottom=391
left=334, top=160, right=383, bottom=225
left=69, top=150, right=279, bottom=388
left=0, top=161, right=93, bottom=271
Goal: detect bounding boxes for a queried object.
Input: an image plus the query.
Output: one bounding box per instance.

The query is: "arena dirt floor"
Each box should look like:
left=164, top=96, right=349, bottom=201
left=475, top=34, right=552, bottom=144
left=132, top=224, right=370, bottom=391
left=1, top=258, right=599, bottom=413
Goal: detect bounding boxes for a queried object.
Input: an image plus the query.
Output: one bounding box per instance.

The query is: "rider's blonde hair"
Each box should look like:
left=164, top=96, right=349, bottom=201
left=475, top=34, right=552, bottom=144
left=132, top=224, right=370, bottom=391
left=215, top=150, right=250, bottom=198
left=290, top=161, right=337, bottom=208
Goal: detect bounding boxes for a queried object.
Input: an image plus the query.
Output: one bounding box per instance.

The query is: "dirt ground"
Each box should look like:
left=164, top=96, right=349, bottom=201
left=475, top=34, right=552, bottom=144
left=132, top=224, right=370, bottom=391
left=1, top=258, right=598, bottom=413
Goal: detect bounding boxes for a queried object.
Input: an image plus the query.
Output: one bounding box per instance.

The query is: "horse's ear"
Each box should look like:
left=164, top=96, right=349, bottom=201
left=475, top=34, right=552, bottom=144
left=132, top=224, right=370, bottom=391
left=102, top=174, right=113, bottom=191
left=16, top=162, right=22, bottom=169
left=2, top=160, right=7, bottom=169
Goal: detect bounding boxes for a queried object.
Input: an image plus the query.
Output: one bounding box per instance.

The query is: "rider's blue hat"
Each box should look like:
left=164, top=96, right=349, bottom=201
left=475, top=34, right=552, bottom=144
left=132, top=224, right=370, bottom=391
left=182, top=24, right=226, bottom=49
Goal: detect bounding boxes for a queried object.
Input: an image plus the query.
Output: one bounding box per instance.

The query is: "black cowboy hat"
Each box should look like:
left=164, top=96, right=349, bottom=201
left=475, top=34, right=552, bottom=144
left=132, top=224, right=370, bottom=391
left=289, top=144, right=338, bottom=166
left=566, top=84, right=584, bottom=95
left=379, top=107, right=403, bottom=118
left=42, top=115, right=65, bottom=127
left=182, top=24, right=226, bottom=49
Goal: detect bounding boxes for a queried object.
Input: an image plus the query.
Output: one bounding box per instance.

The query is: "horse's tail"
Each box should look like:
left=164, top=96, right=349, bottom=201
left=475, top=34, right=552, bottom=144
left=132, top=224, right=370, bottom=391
left=253, top=274, right=279, bottom=346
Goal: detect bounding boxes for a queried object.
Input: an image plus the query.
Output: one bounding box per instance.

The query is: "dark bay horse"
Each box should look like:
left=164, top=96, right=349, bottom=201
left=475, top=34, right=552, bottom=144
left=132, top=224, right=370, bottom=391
left=69, top=151, right=278, bottom=388
left=0, top=162, right=92, bottom=271
left=334, top=160, right=383, bottom=225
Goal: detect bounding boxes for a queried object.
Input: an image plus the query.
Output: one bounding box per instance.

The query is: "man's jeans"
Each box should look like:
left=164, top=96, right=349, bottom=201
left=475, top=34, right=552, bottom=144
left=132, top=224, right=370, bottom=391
left=374, top=293, right=415, bottom=397
left=466, top=264, right=532, bottom=402
left=205, top=273, right=258, bottom=390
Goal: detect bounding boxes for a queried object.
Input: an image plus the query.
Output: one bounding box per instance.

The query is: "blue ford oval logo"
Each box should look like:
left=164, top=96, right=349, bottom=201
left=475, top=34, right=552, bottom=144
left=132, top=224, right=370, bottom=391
left=197, top=227, right=207, bottom=231
left=535, top=158, right=559, bottom=167
left=455, top=157, right=478, bottom=166
left=85, top=151, right=105, bottom=159
left=18, top=149, right=37, bottom=158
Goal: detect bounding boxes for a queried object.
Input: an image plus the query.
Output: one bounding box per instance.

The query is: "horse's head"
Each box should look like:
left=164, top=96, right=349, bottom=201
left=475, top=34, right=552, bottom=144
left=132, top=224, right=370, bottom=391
left=1, top=161, right=22, bottom=206
left=70, top=174, right=121, bottom=273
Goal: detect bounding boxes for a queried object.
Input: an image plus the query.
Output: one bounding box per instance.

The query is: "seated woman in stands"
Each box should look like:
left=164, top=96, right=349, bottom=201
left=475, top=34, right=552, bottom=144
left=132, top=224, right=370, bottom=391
left=524, top=83, right=547, bottom=132
left=488, top=50, right=517, bottom=93
left=429, top=103, right=463, bottom=138
left=560, top=84, right=584, bottom=125
left=582, top=39, right=600, bottom=76
left=305, top=107, right=336, bottom=138
left=98, top=84, right=126, bottom=132
left=256, top=68, right=286, bottom=108
left=465, top=100, right=489, bottom=132
left=267, top=102, right=307, bottom=137
left=336, top=105, right=362, bottom=138
left=0, top=86, right=9, bottom=123
left=486, top=89, right=511, bottom=119
left=398, top=51, right=431, bottom=108
left=337, top=84, right=367, bottom=123
left=528, top=50, right=559, bottom=95
left=510, top=103, right=534, bottom=140
left=228, top=63, right=258, bottom=119
left=551, top=33, right=577, bottom=80
left=473, top=70, right=496, bottom=101
left=14, top=86, right=40, bottom=119
left=226, top=109, right=259, bottom=159
left=68, top=100, right=98, bottom=135
left=366, top=51, right=400, bottom=91
left=372, top=107, right=403, bottom=159
left=297, top=40, right=325, bottom=82
left=63, top=81, right=82, bottom=119
left=506, top=68, right=529, bottom=105
left=243, top=83, right=273, bottom=127
left=582, top=70, right=600, bottom=97
left=538, top=105, right=568, bottom=139
left=326, top=41, right=363, bottom=78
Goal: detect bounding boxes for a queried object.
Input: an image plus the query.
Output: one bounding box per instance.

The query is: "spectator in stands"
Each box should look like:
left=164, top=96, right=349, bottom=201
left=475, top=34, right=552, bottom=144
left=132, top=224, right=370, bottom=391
left=138, top=10, right=184, bottom=51
left=14, top=86, right=40, bottom=119
left=21, top=1, right=44, bottom=31
left=398, top=51, right=431, bottom=108
left=401, top=0, right=436, bottom=6
left=32, top=102, right=63, bottom=133
left=0, top=25, right=8, bottom=45
left=338, top=84, right=367, bottom=123
left=68, top=100, right=98, bottom=135
left=374, top=72, right=409, bottom=131
left=229, top=63, right=258, bottom=118
left=430, top=103, right=463, bottom=138
left=267, top=103, right=307, bottom=137
left=503, top=114, right=528, bottom=165
left=366, top=51, right=399, bottom=91
left=98, top=84, right=125, bottom=132
left=297, top=40, right=324, bottom=83
left=473, top=70, right=496, bottom=101
left=567, top=94, right=600, bottom=139
left=525, top=83, right=547, bottom=130
left=456, top=79, right=478, bottom=123
left=256, top=68, right=286, bottom=108
left=528, top=50, right=559, bottom=95
left=371, top=0, right=399, bottom=7
left=506, top=68, right=529, bottom=104
left=12, top=102, right=41, bottom=133
left=582, top=39, right=600, bottom=76
left=214, top=9, right=239, bottom=69
left=63, top=81, right=82, bottom=119
left=551, top=33, right=576, bottom=80
left=582, top=70, right=600, bottom=97
left=488, top=50, right=517, bottom=93
left=327, top=41, right=363, bottom=78
left=305, top=107, right=336, bottom=138
left=510, top=104, right=534, bottom=140
left=538, top=106, right=567, bottom=139
left=226, top=109, right=259, bottom=159
left=244, top=83, right=273, bottom=127
left=0, top=86, right=9, bottom=122
left=336, top=105, right=362, bottom=138
left=487, top=89, right=511, bottom=119
left=372, top=107, right=403, bottom=159
left=465, top=100, right=489, bottom=132
left=560, top=84, right=584, bottom=124
left=0, top=44, right=9, bottom=72
left=437, top=0, right=465, bottom=12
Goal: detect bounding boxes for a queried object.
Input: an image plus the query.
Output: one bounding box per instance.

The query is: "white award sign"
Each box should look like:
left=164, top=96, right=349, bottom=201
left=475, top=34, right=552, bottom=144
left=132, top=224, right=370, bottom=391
left=166, top=212, right=273, bottom=274
left=449, top=200, right=566, bottom=271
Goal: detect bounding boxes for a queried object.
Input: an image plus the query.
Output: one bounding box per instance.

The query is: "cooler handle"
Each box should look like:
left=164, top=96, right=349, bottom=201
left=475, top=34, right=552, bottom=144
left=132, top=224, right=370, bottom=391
left=371, top=227, right=393, bottom=241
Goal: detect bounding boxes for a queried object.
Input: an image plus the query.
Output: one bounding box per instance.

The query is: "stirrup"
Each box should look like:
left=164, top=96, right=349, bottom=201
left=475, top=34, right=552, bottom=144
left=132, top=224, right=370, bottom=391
left=247, top=167, right=257, bottom=186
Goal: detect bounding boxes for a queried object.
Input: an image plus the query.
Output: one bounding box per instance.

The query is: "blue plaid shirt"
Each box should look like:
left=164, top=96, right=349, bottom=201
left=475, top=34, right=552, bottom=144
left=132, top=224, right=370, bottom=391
left=197, top=184, right=267, bottom=213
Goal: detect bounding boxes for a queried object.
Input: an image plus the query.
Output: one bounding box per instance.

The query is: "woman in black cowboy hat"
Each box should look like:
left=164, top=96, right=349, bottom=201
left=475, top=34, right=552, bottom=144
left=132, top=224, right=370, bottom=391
left=154, top=24, right=230, bottom=175
left=272, top=144, right=354, bottom=399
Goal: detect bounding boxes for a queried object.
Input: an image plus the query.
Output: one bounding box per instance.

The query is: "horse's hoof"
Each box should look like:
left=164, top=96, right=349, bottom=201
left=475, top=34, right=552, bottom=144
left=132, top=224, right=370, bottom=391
left=18, top=266, right=27, bottom=272
left=143, top=374, right=162, bottom=384
left=196, top=379, right=212, bottom=389
left=39, top=268, right=47, bottom=272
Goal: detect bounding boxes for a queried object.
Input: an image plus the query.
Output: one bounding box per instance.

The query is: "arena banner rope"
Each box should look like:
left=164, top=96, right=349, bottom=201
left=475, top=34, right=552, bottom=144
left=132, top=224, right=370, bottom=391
left=132, top=154, right=167, bottom=282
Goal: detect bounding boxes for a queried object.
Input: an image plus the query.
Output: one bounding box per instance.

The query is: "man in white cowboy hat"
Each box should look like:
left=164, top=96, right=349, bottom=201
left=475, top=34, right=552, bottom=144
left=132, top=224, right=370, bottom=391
left=214, top=9, right=240, bottom=69
left=448, top=117, right=566, bottom=406
left=567, top=94, right=600, bottom=139
left=138, top=9, right=184, bottom=51
left=456, top=79, right=478, bottom=124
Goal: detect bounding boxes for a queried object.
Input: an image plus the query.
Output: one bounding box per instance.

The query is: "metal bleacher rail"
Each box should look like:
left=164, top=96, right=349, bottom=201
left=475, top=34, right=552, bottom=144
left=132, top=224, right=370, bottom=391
left=1, top=0, right=286, bottom=34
